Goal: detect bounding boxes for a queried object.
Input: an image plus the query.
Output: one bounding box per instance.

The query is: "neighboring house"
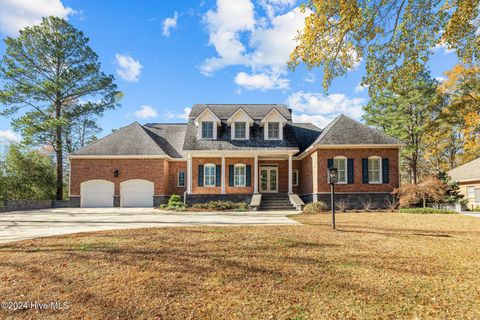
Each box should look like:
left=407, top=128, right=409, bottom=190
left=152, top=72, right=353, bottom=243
left=448, top=158, right=480, bottom=210
left=69, top=104, right=403, bottom=209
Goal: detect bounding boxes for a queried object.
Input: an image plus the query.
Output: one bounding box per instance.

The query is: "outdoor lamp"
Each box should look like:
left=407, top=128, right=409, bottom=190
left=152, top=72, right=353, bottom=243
left=328, top=168, right=338, bottom=184
left=328, top=167, right=338, bottom=229
left=114, top=169, right=120, bottom=177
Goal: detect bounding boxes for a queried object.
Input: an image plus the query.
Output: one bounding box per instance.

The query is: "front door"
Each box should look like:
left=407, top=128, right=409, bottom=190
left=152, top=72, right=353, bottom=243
left=260, top=166, right=278, bottom=193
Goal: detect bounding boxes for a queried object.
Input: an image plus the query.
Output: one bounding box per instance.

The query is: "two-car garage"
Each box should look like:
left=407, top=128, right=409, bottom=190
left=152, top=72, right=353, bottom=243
left=80, top=179, right=154, bottom=208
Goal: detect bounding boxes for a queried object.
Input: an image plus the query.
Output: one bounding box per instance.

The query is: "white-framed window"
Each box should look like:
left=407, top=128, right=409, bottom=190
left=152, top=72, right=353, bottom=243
left=467, top=186, right=475, bottom=198
left=234, top=164, right=246, bottom=187
left=234, top=122, right=246, bottom=139
left=368, top=156, right=382, bottom=184
left=292, top=169, right=299, bottom=186
left=333, top=157, right=347, bottom=183
left=204, top=163, right=216, bottom=187
left=267, top=122, right=280, bottom=139
left=178, top=171, right=185, bottom=187
left=201, top=121, right=214, bottom=139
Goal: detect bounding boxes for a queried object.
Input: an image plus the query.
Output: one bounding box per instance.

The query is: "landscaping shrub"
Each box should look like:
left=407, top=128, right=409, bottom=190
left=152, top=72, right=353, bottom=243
left=163, top=194, right=185, bottom=211
left=361, top=198, right=376, bottom=212
left=385, top=196, right=399, bottom=211
left=335, top=199, right=349, bottom=212
left=400, top=208, right=457, bottom=214
left=192, top=201, right=248, bottom=211
left=303, top=201, right=327, bottom=214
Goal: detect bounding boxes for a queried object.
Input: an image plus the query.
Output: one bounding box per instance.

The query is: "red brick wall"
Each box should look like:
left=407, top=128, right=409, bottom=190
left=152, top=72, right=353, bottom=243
left=167, top=161, right=187, bottom=195
left=298, top=148, right=399, bottom=194
left=70, top=158, right=168, bottom=196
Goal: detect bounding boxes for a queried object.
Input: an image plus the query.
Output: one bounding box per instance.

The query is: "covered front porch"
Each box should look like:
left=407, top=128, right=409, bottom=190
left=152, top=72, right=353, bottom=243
left=185, top=151, right=299, bottom=196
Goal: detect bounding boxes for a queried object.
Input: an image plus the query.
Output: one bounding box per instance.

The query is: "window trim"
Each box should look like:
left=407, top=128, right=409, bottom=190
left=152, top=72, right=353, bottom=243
left=177, top=171, right=186, bottom=187
left=233, top=122, right=248, bottom=140
left=266, top=122, right=281, bottom=140
left=201, top=121, right=214, bottom=140
left=467, top=186, right=475, bottom=198
left=204, top=163, right=216, bottom=187
left=333, top=156, right=347, bottom=184
left=292, top=169, right=299, bottom=186
left=234, top=164, right=246, bottom=187
left=368, top=156, right=382, bottom=184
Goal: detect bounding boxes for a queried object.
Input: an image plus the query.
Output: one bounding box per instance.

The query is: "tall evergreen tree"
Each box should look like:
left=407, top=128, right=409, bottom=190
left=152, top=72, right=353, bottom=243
left=363, top=73, right=438, bottom=184
left=0, top=17, right=121, bottom=200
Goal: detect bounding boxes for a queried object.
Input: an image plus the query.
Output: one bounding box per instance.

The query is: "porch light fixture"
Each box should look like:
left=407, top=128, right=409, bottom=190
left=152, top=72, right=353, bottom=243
left=328, top=168, right=338, bottom=229
left=114, top=169, right=120, bottom=177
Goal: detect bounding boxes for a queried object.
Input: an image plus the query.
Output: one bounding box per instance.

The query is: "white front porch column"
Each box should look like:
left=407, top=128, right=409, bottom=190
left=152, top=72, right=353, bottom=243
left=221, top=155, right=226, bottom=194
left=288, top=153, right=293, bottom=194
left=253, top=154, right=258, bottom=194
left=187, top=154, right=192, bottom=194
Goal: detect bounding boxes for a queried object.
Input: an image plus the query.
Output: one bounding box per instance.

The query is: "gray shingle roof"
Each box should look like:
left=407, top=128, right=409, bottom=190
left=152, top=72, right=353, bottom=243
left=189, top=104, right=292, bottom=120
left=71, top=122, right=166, bottom=156
left=292, top=123, right=322, bottom=153
left=448, top=158, right=480, bottom=182
left=71, top=122, right=187, bottom=158
left=311, top=114, right=402, bottom=146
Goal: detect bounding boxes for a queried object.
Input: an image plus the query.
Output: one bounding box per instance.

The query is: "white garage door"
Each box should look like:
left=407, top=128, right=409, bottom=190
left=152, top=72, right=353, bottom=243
left=120, top=179, right=154, bottom=207
left=81, top=180, right=114, bottom=208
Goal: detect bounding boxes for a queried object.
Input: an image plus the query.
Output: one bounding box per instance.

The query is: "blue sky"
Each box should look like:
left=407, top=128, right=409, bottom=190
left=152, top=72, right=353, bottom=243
left=0, top=0, right=459, bottom=143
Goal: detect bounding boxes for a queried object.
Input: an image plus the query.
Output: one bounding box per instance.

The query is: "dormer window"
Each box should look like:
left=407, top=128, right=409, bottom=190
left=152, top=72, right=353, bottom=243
left=234, top=122, right=246, bottom=139
left=201, top=122, right=214, bottom=139
left=267, top=122, right=280, bottom=139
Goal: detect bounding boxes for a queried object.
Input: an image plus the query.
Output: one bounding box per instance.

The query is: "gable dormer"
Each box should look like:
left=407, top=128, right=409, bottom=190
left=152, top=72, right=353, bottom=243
left=226, top=108, right=254, bottom=140
left=260, top=108, right=288, bottom=140
left=193, top=107, right=221, bottom=140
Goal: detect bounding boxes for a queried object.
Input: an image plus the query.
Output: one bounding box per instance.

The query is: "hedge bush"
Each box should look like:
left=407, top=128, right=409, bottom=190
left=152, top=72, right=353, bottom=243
left=303, top=201, right=327, bottom=214
left=399, top=208, right=457, bottom=214
left=160, top=194, right=185, bottom=211
left=192, top=201, right=248, bottom=211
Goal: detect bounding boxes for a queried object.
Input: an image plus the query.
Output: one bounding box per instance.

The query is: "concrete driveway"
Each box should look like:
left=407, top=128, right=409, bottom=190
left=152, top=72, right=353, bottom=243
left=0, top=208, right=299, bottom=244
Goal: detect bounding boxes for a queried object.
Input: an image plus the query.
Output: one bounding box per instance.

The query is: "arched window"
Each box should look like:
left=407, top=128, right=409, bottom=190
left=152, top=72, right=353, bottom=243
left=333, top=156, right=347, bottom=183
left=204, top=163, right=216, bottom=187
left=234, top=164, right=246, bottom=187
left=368, top=156, right=382, bottom=183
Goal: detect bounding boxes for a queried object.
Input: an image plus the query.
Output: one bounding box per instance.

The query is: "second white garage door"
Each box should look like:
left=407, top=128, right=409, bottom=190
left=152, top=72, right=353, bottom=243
left=120, top=179, right=154, bottom=207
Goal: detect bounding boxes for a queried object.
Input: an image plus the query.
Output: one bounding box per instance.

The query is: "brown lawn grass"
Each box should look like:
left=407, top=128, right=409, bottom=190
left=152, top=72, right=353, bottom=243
left=1, top=212, right=480, bottom=319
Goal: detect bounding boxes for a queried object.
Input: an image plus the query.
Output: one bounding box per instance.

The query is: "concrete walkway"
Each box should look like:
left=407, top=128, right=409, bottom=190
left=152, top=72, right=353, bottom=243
left=0, top=208, right=299, bottom=244
left=462, top=212, right=480, bottom=218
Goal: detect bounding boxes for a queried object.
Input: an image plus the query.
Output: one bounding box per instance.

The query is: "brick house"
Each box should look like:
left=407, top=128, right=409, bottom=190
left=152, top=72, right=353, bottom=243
left=69, top=104, right=403, bottom=209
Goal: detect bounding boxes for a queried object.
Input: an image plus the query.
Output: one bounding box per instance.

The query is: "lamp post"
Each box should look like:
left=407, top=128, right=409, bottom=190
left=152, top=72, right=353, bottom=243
left=328, top=168, right=338, bottom=229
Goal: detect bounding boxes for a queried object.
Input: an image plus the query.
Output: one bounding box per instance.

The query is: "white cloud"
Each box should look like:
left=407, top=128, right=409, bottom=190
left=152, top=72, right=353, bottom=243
left=0, top=130, right=20, bottom=144
left=115, top=54, right=143, bottom=82
left=0, top=0, right=73, bottom=35
left=200, top=1, right=310, bottom=91
left=354, top=82, right=368, bottom=93
left=432, top=42, right=455, bottom=55
left=287, top=91, right=366, bottom=127
left=134, top=105, right=158, bottom=119
left=303, top=73, right=315, bottom=83
left=234, top=71, right=289, bottom=90
left=166, top=107, right=191, bottom=120
left=162, top=12, right=178, bottom=37
left=435, top=76, right=446, bottom=82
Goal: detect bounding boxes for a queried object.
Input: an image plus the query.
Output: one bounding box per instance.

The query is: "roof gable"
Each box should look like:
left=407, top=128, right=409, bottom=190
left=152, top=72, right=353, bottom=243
left=226, top=107, right=254, bottom=124
left=260, top=108, right=288, bottom=125
left=448, top=158, right=480, bottom=182
left=189, top=104, right=292, bottom=120
left=71, top=122, right=166, bottom=156
left=311, top=114, right=402, bottom=146
left=193, top=107, right=221, bottom=126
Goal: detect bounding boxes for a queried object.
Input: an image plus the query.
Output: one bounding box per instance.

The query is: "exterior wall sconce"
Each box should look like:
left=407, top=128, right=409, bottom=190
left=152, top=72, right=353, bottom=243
left=114, top=169, right=120, bottom=177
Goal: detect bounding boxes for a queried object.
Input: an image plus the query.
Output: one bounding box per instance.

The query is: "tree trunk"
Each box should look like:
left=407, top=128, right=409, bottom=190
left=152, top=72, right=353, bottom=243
left=55, top=124, right=63, bottom=200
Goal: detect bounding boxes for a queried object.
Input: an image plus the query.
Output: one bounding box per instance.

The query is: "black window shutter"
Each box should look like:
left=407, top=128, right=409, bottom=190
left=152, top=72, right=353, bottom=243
left=198, top=165, right=204, bottom=187
left=347, top=159, right=354, bottom=184
left=382, top=158, right=389, bottom=183
left=229, top=165, right=234, bottom=186
left=246, top=165, right=252, bottom=186
left=215, top=165, right=221, bottom=186
left=327, top=158, right=333, bottom=169
left=362, top=158, right=369, bottom=184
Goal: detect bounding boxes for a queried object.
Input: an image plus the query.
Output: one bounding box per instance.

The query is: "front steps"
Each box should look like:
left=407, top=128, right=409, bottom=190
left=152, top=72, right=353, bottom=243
left=259, top=193, right=296, bottom=211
